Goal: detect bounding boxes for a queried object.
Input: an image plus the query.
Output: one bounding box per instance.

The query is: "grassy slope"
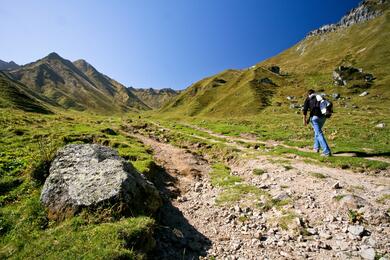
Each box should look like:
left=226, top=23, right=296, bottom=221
left=130, top=88, right=179, bottom=109
left=156, top=9, right=390, bottom=166
left=0, top=109, right=158, bottom=258
left=161, top=68, right=284, bottom=117
left=0, top=72, right=53, bottom=114
left=10, top=53, right=149, bottom=114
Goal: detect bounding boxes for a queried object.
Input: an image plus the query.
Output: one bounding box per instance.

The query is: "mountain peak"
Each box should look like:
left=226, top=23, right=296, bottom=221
left=46, top=52, right=62, bottom=60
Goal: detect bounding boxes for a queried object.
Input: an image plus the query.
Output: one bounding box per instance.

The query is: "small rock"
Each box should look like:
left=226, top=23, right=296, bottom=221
left=230, top=240, right=242, bottom=251
left=332, top=93, right=340, bottom=99
left=253, top=231, right=262, bottom=239
left=333, top=182, right=342, bottom=189
left=375, top=123, right=385, bottom=129
left=348, top=225, right=365, bottom=236
left=234, top=205, right=242, bottom=213
left=272, top=192, right=290, bottom=201
left=261, top=173, right=270, bottom=180
left=319, top=231, right=332, bottom=239
left=359, top=246, right=376, bottom=260
left=359, top=91, right=369, bottom=97
left=194, top=182, right=203, bottom=192
left=306, top=228, right=318, bottom=235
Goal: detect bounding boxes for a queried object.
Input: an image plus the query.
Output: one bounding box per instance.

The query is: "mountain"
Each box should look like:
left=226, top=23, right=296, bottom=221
left=129, top=87, right=180, bottom=109
left=73, top=59, right=150, bottom=110
left=0, top=59, right=20, bottom=70
left=9, top=53, right=149, bottom=113
left=161, top=0, right=390, bottom=117
left=0, top=71, right=53, bottom=114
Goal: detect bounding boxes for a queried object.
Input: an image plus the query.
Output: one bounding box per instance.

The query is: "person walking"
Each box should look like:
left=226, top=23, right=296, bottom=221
left=303, top=89, right=332, bottom=156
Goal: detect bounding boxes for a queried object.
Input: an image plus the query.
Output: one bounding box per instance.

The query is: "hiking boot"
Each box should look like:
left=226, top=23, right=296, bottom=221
left=313, top=148, right=319, bottom=153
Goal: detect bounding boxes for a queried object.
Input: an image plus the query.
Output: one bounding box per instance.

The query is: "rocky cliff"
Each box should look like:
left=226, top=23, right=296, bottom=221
left=307, top=0, right=388, bottom=37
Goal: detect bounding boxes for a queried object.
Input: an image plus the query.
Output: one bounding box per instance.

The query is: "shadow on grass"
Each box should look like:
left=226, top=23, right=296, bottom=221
left=148, top=164, right=211, bottom=259
left=333, top=151, right=390, bottom=158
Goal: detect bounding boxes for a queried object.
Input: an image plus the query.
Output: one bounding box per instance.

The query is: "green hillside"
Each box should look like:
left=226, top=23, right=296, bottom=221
left=161, top=4, right=390, bottom=118
left=0, top=72, right=53, bottom=114
left=10, top=53, right=149, bottom=114
left=129, top=87, right=179, bottom=109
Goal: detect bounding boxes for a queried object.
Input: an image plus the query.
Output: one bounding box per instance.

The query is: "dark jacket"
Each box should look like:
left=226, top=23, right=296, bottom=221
left=303, top=94, right=323, bottom=117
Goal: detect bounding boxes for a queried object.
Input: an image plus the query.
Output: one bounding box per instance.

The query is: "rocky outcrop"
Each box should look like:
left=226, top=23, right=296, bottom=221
left=40, top=144, right=162, bottom=220
left=307, top=0, right=388, bottom=37
left=333, top=66, right=374, bottom=88
left=268, top=66, right=280, bottom=74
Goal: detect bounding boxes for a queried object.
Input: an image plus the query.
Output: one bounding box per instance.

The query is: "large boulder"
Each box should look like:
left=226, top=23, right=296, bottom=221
left=40, top=144, right=162, bottom=220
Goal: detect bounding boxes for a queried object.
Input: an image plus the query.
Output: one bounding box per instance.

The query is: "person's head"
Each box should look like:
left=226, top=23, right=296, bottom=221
left=307, top=89, right=315, bottom=96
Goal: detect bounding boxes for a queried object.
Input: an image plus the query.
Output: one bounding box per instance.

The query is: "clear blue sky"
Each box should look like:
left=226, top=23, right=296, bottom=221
left=1, top=0, right=360, bottom=90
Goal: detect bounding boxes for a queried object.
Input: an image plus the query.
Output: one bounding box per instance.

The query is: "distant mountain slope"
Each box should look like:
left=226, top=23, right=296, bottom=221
left=9, top=53, right=149, bottom=113
left=73, top=59, right=150, bottom=110
left=162, top=0, right=390, bottom=117
left=0, top=59, right=20, bottom=70
left=0, top=71, right=53, bottom=114
left=161, top=67, right=283, bottom=117
left=129, top=87, right=179, bottom=109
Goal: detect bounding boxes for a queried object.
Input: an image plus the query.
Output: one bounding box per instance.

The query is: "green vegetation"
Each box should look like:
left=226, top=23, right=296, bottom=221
left=209, top=163, right=268, bottom=205
left=156, top=10, right=390, bottom=172
left=333, top=194, right=346, bottom=201
left=348, top=209, right=365, bottom=224
left=0, top=109, right=156, bottom=258
left=276, top=211, right=298, bottom=230
left=377, top=194, right=390, bottom=204
left=253, top=168, right=266, bottom=176
left=310, top=172, right=328, bottom=179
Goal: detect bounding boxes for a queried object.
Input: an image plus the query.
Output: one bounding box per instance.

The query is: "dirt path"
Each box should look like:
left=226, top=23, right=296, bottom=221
left=124, top=125, right=390, bottom=259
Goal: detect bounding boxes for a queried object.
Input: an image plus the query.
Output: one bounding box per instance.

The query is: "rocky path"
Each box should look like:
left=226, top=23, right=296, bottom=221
left=126, top=124, right=390, bottom=259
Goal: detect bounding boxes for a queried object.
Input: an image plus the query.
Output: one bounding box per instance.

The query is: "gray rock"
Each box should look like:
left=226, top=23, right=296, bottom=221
left=359, top=246, right=376, bottom=260
left=272, top=192, right=290, bottom=201
left=332, top=182, right=342, bottom=189
left=337, top=194, right=368, bottom=209
left=332, top=93, right=341, bottom=99
left=269, top=66, right=280, bottom=74
left=359, top=91, right=369, bottom=97
left=306, top=228, right=318, bottom=235
left=347, top=225, right=365, bottom=236
left=375, top=123, right=385, bottom=129
left=40, top=144, right=162, bottom=220
left=306, top=0, right=385, bottom=37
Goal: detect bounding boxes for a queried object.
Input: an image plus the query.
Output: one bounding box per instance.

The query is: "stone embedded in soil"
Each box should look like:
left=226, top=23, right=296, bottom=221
left=348, top=225, right=365, bottom=236
left=359, top=246, right=376, bottom=260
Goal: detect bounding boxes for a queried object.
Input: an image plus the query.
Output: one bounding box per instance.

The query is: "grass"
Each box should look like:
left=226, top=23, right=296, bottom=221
left=377, top=194, right=390, bottom=204
left=310, top=172, right=328, bottom=179
left=0, top=108, right=157, bottom=258
left=253, top=168, right=266, bottom=176
left=333, top=194, right=346, bottom=201
left=209, top=163, right=269, bottom=206
left=278, top=211, right=298, bottom=230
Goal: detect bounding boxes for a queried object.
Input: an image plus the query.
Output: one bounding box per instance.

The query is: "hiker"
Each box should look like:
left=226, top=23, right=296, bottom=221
left=303, top=89, right=332, bottom=156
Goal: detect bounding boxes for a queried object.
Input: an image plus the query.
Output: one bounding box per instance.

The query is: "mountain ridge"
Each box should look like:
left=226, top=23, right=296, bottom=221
left=8, top=52, right=149, bottom=113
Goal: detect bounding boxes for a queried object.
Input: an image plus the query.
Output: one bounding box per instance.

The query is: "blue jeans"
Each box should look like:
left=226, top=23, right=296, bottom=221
left=310, top=116, right=331, bottom=155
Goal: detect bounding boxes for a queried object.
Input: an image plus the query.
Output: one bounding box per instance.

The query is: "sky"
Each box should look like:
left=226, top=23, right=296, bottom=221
left=1, top=0, right=361, bottom=90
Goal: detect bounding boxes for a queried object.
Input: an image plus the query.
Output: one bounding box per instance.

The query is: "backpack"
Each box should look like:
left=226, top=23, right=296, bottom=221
left=315, top=95, right=333, bottom=118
